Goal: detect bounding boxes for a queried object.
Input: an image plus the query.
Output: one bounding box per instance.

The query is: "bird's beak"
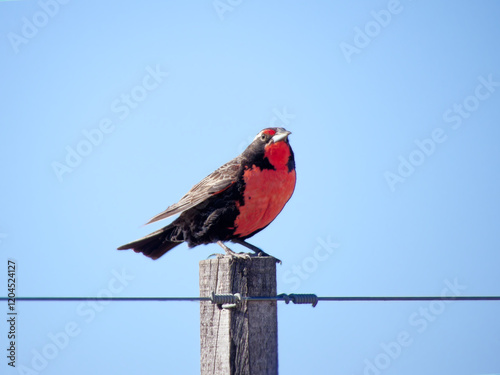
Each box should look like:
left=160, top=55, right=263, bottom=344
left=271, top=129, right=291, bottom=143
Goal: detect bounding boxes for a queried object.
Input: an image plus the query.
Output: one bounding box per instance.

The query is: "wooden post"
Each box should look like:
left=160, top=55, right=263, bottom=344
left=199, top=256, right=278, bottom=375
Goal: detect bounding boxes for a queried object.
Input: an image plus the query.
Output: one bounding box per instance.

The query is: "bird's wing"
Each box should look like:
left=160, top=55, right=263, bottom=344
left=145, top=156, right=242, bottom=225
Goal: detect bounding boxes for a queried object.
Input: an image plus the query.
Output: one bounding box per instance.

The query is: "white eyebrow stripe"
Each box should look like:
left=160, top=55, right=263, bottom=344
left=253, top=131, right=264, bottom=141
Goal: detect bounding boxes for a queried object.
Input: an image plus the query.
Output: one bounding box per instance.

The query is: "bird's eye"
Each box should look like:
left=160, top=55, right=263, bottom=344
left=260, top=133, right=267, bottom=141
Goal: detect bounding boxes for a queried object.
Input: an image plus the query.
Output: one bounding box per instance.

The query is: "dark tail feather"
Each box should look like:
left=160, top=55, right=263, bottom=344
left=117, top=226, right=182, bottom=260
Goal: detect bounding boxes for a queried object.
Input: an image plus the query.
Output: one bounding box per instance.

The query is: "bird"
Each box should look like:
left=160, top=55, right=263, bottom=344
left=117, top=127, right=296, bottom=261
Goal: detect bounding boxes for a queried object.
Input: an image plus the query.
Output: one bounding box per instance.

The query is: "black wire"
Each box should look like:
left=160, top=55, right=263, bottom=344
left=0, top=297, right=210, bottom=302
left=317, top=296, right=500, bottom=301
left=1, top=296, right=500, bottom=302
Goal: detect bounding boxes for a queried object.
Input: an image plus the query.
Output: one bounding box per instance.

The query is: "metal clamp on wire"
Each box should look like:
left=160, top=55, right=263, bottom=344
left=211, top=292, right=241, bottom=309
left=278, top=293, right=319, bottom=307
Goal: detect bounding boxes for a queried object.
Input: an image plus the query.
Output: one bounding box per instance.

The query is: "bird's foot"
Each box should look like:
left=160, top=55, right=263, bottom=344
left=230, top=239, right=282, bottom=264
left=249, top=249, right=282, bottom=264
left=262, top=253, right=282, bottom=264
left=217, top=241, right=252, bottom=260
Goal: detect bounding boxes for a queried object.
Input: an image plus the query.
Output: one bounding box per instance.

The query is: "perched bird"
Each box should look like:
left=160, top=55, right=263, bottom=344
left=117, top=127, right=296, bottom=260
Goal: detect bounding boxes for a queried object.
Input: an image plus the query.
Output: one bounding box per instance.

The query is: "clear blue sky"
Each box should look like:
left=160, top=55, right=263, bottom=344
left=1, top=1, right=500, bottom=374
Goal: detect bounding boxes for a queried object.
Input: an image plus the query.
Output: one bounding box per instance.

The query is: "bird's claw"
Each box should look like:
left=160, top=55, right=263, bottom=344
left=263, top=253, right=282, bottom=264
left=224, top=252, right=252, bottom=260
left=217, top=252, right=281, bottom=264
left=217, top=241, right=251, bottom=260
left=216, top=240, right=281, bottom=264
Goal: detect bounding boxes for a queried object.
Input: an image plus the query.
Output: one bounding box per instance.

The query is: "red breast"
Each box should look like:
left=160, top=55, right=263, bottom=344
left=234, top=139, right=296, bottom=237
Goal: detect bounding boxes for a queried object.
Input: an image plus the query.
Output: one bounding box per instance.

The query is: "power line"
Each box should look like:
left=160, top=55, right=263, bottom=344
left=2, top=297, right=206, bottom=302
left=2, top=294, right=500, bottom=307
